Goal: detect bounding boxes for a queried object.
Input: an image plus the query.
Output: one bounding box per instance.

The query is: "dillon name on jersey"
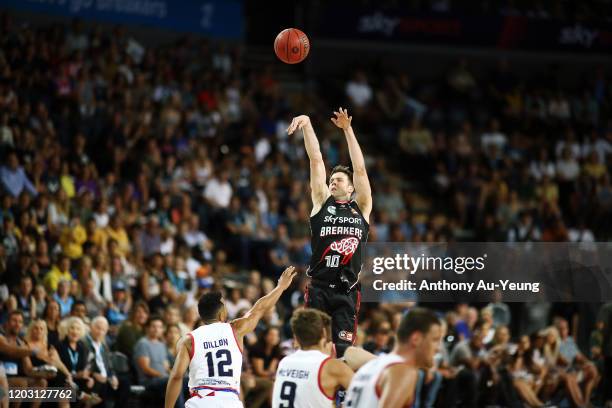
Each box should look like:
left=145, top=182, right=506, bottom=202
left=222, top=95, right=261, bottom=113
left=345, top=353, right=412, bottom=408
left=187, top=322, right=243, bottom=394
left=272, top=349, right=334, bottom=408
left=308, top=196, right=369, bottom=288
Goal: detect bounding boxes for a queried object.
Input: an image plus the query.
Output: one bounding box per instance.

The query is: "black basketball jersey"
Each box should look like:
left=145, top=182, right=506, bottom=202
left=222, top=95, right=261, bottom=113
left=307, top=195, right=369, bottom=290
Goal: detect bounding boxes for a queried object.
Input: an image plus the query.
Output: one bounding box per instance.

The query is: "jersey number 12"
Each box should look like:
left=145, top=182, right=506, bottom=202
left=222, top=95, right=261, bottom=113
left=205, top=350, right=233, bottom=377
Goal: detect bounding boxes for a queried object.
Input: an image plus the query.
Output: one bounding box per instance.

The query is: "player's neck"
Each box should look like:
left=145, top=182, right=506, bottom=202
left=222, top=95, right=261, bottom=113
left=300, top=345, right=324, bottom=352
left=393, top=345, right=417, bottom=366
left=202, top=319, right=221, bottom=325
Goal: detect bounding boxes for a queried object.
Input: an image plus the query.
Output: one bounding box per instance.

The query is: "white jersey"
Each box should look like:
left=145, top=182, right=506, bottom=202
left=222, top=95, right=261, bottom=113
left=188, top=322, right=243, bottom=399
left=272, top=349, right=334, bottom=408
left=345, top=353, right=411, bottom=408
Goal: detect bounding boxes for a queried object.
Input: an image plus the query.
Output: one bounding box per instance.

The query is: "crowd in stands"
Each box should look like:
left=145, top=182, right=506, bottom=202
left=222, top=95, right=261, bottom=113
left=0, top=12, right=611, bottom=408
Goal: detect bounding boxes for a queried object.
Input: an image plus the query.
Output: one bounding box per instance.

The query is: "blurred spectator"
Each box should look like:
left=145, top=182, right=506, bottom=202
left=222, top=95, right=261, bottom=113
left=0, top=152, right=38, bottom=198
left=134, top=316, right=183, bottom=407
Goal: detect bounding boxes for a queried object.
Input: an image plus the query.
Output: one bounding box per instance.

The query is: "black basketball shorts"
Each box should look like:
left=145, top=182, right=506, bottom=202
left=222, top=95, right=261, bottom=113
left=304, top=281, right=361, bottom=358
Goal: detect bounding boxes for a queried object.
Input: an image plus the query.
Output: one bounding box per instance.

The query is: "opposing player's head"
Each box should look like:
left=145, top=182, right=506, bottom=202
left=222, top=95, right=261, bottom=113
left=290, top=308, right=332, bottom=352
left=198, top=291, right=228, bottom=323
left=396, top=308, right=442, bottom=369
left=329, top=165, right=354, bottom=201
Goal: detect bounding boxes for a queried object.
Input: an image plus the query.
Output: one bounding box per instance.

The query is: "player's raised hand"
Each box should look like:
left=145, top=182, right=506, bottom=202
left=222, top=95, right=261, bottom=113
left=331, top=107, right=352, bottom=130
left=277, top=266, right=297, bottom=289
left=287, top=115, right=310, bottom=135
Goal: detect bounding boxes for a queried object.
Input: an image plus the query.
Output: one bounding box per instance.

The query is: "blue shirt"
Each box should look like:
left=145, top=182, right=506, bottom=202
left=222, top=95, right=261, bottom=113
left=0, top=166, right=37, bottom=198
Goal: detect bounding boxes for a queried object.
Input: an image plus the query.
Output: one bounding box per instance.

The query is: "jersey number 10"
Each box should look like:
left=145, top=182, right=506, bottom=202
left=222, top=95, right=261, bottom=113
left=324, top=255, right=340, bottom=267
left=205, top=350, right=233, bottom=377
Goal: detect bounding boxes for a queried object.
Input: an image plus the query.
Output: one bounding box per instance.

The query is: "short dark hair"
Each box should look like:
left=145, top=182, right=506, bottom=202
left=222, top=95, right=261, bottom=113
left=330, top=165, right=353, bottom=184
left=198, top=291, right=224, bottom=321
left=71, top=300, right=86, bottom=312
left=397, top=308, right=440, bottom=343
left=290, top=308, right=332, bottom=347
left=8, top=310, right=24, bottom=320
left=146, top=315, right=165, bottom=328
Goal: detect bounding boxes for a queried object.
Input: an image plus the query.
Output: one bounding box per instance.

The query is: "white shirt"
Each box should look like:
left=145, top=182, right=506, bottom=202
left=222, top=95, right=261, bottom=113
left=346, top=353, right=407, bottom=408
left=346, top=81, right=373, bottom=107
left=188, top=323, right=243, bottom=396
left=272, top=350, right=334, bottom=408
left=91, top=340, right=107, bottom=377
left=204, top=178, right=232, bottom=208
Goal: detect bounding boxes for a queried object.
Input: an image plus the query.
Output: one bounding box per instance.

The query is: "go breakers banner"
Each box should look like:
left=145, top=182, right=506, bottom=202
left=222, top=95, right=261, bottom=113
left=360, top=242, right=612, bottom=303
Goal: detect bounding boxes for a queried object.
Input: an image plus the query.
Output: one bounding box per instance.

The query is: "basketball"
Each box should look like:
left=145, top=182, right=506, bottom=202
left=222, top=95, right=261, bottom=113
left=274, top=28, right=310, bottom=64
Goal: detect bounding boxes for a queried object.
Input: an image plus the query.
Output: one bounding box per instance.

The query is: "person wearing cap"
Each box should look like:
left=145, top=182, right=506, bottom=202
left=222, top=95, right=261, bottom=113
left=107, top=281, right=131, bottom=326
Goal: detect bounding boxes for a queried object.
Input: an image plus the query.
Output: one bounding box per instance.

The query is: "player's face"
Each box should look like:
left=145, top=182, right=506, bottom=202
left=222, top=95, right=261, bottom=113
left=329, top=172, right=354, bottom=199
left=416, top=324, right=442, bottom=369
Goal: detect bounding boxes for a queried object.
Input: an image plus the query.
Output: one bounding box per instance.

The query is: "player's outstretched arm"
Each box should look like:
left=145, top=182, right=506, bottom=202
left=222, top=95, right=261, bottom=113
left=331, top=108, right=372, bottom=222
left=378, top=364, right=418, bottom=408
left=232, top=266, right=297, bottom=338
left=165, top=336, right=191, bottom=408
left=344, top=346, right=375, bottom=371
left=287, top=115, right=329, bottom=214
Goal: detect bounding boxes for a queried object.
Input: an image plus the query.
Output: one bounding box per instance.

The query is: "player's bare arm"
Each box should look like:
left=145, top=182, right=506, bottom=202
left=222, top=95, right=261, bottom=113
left=231, top=266, right=297, bottom=341
left=287, top=115, right=330, bottom=215
left=165, top=336, right=192, bottom=408
left=378, top=364, right=418, bottom=408
left=331, top=108, right=372, bottom=222
left=344, top=346, right=376, bottom=372
left=321, top=358, right=354, bottom=396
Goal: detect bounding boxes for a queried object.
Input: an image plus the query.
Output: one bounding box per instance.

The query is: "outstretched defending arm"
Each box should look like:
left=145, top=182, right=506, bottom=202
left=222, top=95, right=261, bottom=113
left=331, top=108, right=372, bottom=222
left=288, top=115, right=330, bottom=215
left=231, top=266, right=297, bottom=340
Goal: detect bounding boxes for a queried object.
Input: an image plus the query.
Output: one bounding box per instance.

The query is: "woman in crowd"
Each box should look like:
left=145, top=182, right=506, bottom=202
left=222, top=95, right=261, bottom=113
left=249, top=326, right=283, bottom=380
left=113, top=301, right=149, bottom=360
left=24, top=319, right=74, bottom=387
left=43, top=299, right=62, bottom=348
left=56, top=316, right=101, bottom=406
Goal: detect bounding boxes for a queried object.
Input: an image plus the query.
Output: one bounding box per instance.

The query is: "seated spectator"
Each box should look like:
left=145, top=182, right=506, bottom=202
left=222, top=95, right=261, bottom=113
left=249, top=326, right=283, bottom=381
left=134, top=316, right=184, bottom=407
left=114, top=301, right=149, bottom=361
left=556, top=318, right=600, bottom=405
left=44, top=254, right=73, bottom=293
left=7, top=275, right=37, bottom=325
left=363, top=319, right=393, bottom=355
left=0, top=151, right=38, bottom=198
left=56, top=316, right=100, bottom=405
left=87, top=316, right=130, bottom=408
left=53, top=279, right=75, bottom=317
left=165, top=324, right=181, bottom=365
left=0, top=311, right=50, bottom=408
left=106, top=281, right=131, bottom=327
left=24, top=319, right=73, bottom=386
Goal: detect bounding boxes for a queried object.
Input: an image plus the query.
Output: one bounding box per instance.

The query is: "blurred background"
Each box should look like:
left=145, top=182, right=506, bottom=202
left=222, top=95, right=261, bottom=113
left=0, top=0, right=611, bottom=407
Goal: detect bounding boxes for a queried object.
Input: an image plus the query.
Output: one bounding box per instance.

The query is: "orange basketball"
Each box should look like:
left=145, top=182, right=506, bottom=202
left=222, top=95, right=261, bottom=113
left=274, top=28, right=310, bottom=64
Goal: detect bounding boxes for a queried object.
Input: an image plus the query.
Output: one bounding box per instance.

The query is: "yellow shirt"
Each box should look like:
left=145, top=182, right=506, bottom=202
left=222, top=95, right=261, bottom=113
left=60, top=175, right=75, bottom=198
left=583, top=163, right=606, bottom=179
left=44, top=265, right=73, bottom=293
left=106, top=226, right=130, bottom=256
left=60, top=225, right=87, bottom=259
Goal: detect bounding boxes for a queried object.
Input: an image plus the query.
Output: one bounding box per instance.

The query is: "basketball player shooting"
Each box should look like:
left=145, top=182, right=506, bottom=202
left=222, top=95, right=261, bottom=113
left=165, top=266, right=297, bottom=408
left=287, top=108, right=372, bottom=358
